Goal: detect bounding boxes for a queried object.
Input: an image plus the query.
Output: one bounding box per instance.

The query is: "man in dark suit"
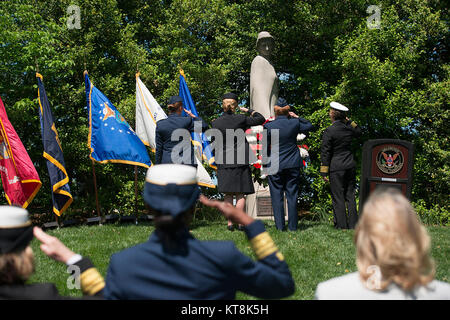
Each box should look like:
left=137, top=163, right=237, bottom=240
left=155, top=95, right=208, bottom=167
left=263, top=98, right=315, bottom=231
left=104, top=164, right=295, bottom=299
left=320, top=101, right=362, bottom=229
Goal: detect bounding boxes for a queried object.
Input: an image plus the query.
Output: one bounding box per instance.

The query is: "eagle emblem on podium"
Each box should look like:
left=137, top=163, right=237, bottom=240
left=376, top=147, right=404, bottom=174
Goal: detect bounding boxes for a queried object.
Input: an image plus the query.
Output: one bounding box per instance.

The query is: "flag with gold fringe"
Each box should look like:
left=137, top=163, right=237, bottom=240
left=0, top=97, right=41, bottom=208
left=37, top=73, right=73, bottom=216
left=85, top=71, right=151, bottom=168
left=136, top=73, right=215, bottom=188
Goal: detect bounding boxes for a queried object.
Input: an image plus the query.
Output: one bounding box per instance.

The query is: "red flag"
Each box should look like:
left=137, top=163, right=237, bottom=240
left=0, top=97, right=41, bottom=208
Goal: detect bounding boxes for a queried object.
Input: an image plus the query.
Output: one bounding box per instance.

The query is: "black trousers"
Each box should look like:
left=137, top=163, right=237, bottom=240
left=267, top=168, right=300, bottom=231
left=329, top=168, right=358, bottom=229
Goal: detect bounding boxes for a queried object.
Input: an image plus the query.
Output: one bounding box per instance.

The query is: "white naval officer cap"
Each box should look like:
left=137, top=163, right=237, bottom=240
left=143, top=164, right=200, bottom=217
left=330, top=101, right=349, bottom=112
left=0, top=206, right=30, bottom=228
left=0, top=206, right=33, bottom=254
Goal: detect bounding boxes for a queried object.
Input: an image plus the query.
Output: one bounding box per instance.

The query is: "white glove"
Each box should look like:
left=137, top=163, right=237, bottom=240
left=300, top=148, right=309, bottom=158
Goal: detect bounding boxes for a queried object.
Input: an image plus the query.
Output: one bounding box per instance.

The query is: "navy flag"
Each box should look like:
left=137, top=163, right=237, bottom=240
left=84, top=71, right=152, bottom=168
left=37, top=73, right=73, bottom=216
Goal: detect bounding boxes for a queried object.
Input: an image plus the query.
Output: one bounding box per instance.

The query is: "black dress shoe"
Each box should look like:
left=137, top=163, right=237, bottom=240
left=227, top=225, right=234, bottom=231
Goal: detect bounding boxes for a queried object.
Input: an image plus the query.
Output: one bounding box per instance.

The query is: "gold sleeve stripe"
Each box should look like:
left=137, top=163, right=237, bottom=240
left=276, top=252, right=285, bottom=261
left=320, top=166, right=329, bottom=173
left=80, top=268, right=105, bottom=295
left=250, top=232, right=284, bottom=261
left=350, top=121, right=357, bottom=128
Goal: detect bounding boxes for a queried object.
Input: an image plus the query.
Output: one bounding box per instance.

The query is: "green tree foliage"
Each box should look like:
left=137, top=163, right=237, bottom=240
left=0, top=0, right=447, bottom=223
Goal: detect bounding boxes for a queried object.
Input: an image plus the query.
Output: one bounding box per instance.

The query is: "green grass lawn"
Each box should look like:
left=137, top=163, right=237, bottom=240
left=29, top=219, right=450, bottom=299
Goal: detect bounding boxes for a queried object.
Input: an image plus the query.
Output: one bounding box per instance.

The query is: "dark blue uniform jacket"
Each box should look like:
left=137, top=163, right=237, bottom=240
left=263, top=115, right=314, bottom=174
left=155, top=114, right=208, bottom=166
left=104, top=221, right=295, bottom=300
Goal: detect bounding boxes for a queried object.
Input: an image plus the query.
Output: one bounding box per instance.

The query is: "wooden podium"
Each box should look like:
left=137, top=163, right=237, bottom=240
left=359, top=139, right=415, bottom=213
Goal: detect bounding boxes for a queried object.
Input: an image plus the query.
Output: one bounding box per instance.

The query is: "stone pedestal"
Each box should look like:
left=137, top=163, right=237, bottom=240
left=246, top=181, right=288, bottom=221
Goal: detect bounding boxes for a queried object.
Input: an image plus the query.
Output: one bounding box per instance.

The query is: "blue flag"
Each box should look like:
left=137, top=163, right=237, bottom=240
left=179, top=71, right=216, bottom=169
left=37, top=73, right=73, bottom=216
left=85, top=72, right=151, bottom=168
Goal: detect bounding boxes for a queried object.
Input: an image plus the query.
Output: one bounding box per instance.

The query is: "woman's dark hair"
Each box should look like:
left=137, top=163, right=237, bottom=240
left=167, top=101, right=182, bottom=113
left=330, top=108, right=346, bottom=121
left=148, top=205, right=195, bottom=251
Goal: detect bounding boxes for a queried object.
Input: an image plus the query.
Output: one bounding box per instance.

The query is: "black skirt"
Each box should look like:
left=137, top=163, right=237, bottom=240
left=217, top=166, right=255, bottom=194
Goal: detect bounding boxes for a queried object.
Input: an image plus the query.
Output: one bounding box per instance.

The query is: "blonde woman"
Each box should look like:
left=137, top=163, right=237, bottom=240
left=315, top=188, right=450, bottom=299
left=0, top=206, right=104, bottom=299
left=211, top=93, right=265, bottom=231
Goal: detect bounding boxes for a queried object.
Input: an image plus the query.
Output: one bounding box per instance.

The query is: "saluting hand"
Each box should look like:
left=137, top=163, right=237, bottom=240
left=288, top=111, right=299, bottom=118
left=199, top=195, right=254, bottom=226
left=33, top=227, right=76, bottom=264
left=184, top=108, right=196, bottom=118
left=239, top=107, right=249, bottom=113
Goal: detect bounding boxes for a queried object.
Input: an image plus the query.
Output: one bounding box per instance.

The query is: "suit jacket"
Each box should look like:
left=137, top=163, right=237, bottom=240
left=155, top=114, right=208, bottom=167
left=0, top=257, right=104, bottom=300
left=315, top=272, right=450, bottom=300
left=320, top=119, right=361, bottom=176
left=211, top=109, right=265, bottom=168
left=104, top=221, right=295, bottom=300
left=263, top=115, right=314, bottom=174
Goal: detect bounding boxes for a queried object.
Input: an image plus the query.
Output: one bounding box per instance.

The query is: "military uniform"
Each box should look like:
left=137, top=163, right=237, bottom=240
left=155, top=113, right=208, bottom=167
left=0, top=257, right=104, bottom=300
left=320, top=118, right=362, bottom=229
left=104, top=164, right=295, bottom=300
left=104, top=220, right=294, bottom=299
left=0, top=206, right=104, bottom=300
left=211, top=107, right=265, bottom=194
left=264, top=113, right=314, bottom=231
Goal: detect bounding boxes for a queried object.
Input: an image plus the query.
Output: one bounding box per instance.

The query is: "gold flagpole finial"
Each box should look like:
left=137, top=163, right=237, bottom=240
left=180, top=69, right=185, bottom=78
left=35, top=58, right=43, bottom=80
left=136, top=63, right=140, bottom=78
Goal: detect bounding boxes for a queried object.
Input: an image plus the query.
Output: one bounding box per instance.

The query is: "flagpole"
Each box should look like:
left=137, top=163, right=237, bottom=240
left=135, top=63, right=139, bottom=219
left=91, top=159, right=101, bottom=220
left=134, top=165, right=138, bottom=216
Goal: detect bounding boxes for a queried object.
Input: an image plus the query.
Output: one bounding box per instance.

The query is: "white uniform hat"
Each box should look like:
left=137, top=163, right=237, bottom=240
left=144, top=164, right=200, bottom=217
left=0, top=206, right=33, bottom=254
left=330, top=101, right=349, bottom=112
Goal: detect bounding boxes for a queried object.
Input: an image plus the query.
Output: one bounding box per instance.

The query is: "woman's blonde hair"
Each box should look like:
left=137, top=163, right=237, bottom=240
left=222, top=99, right=237, bottom=113
left=355, top=189, right=435, bottom=291
left=0, top=246, right=35, bottom=284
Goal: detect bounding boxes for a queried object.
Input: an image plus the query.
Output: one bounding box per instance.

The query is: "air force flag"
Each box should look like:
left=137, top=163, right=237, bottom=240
left=85, top=71, right=151, bottom=168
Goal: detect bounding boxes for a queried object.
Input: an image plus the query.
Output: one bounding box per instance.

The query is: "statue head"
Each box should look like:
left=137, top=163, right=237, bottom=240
left=256, top=31, right=275, bottom=58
